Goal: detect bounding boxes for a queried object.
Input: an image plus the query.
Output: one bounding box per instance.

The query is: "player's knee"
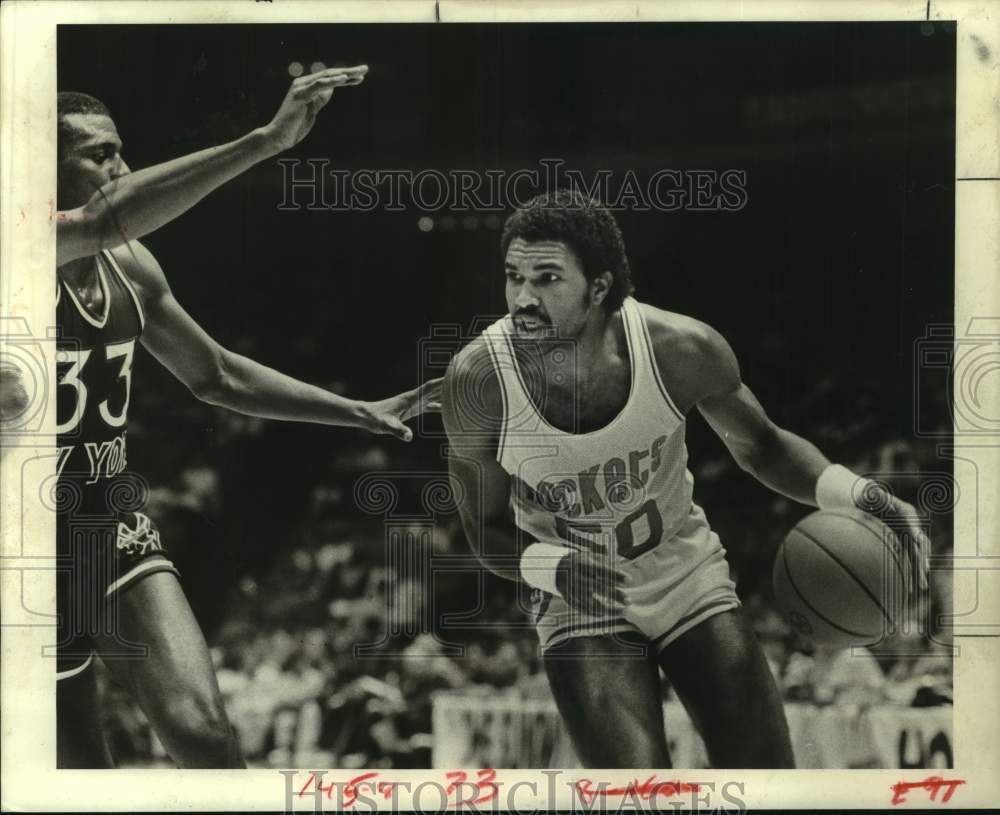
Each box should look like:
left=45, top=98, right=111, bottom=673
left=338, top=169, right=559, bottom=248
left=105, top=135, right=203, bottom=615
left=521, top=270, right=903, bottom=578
left=161, top=693, right=237, bottom=764
left=183, top=703, right=234, bottom=751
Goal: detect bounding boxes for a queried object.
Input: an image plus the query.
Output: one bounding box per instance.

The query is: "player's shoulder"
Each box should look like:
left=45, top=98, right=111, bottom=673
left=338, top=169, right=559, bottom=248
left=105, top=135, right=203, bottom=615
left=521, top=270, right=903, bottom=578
left=448, top=332, right=494, bottom=377
left=634, top=300, right=740, bottom=403
left=636, top=301, right=731, bottom=360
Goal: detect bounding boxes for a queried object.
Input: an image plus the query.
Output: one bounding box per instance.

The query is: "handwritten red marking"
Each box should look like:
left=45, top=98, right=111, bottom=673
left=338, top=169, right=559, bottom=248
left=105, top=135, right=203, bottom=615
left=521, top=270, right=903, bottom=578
left=446, top=769, right=499, bottom=807
left=297, top=772, right=387, bottom=807
left=890, top=776, right=965, bottom=806
left=48, top=199, right=54, bottom=222
left=376, top=781, right=400, bottom=800
left=343, top=772, right=381, bottom=808
left=297, top=771, right=336, bottom=800
left=575, top=776, right=700, bottom=804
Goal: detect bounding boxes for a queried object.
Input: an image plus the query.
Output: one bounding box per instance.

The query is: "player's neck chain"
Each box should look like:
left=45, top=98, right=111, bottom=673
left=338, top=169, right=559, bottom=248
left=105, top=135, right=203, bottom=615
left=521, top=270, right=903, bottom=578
left=61, top=260, right=104, bottom=313
left=73, top=281, right=103, bottom=312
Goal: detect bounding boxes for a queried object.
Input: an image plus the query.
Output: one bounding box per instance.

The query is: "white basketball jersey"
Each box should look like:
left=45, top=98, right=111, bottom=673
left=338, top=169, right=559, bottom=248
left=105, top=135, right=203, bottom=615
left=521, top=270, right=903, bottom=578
left=482, top=297, right=719, bottom=566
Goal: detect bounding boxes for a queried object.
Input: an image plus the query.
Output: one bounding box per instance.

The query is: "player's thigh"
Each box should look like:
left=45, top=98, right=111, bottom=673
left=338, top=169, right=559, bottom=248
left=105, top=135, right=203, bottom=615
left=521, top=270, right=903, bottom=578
left=658, top=608, right=793, bottom=768
left=544, top=633, right=670, bottom=768
left=93, top=571, right=228, bottom=733
left=57, top=663, right=114, bottom=768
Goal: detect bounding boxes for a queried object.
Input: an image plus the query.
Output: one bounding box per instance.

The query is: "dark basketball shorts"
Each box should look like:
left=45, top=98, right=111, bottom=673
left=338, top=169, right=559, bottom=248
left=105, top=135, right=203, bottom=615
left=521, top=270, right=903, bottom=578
left=55, top=478, right=180, bottom=680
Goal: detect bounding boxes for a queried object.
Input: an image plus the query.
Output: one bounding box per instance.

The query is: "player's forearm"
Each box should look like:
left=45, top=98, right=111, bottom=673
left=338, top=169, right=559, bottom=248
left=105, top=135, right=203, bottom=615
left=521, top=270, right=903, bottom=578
left=197, top=350, right=375, bottom=430
left=57, top=129, right=277, bottom=265
left=743, top=425, right=832, bottom=506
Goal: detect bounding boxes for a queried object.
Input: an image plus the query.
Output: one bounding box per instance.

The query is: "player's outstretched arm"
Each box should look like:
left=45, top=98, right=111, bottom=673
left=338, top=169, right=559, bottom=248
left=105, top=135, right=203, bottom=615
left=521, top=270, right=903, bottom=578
left=687, top=321, right=929, bottom=589
left=442, top=343, right=626, bottom=615
left=56, top=64, right=367, bottom=266
left=117, top=241, right=433, bottom=441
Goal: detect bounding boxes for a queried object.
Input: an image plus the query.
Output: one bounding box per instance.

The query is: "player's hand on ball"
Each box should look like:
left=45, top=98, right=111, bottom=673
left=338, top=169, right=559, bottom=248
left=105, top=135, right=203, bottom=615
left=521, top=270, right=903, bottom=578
left=877, top=496, right=931, bottom=593
left=363, top=377, right=443, bottom=442
left=261, top=64, right=368, bottom=154
left=555, top=550, right=629, bottom=617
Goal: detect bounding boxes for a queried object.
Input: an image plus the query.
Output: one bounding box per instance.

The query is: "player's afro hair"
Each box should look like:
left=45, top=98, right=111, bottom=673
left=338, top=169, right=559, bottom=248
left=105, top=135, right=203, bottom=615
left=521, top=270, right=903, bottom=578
left=501, top=188, right=635, bottom=312
left=57, top=92, right=112, bottom=156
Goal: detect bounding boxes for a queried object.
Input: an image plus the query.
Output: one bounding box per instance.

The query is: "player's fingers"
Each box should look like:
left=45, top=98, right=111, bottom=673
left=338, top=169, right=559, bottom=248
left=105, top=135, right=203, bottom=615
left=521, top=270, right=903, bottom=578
left=593, top=593, right=626, bottom=615
left=584, top=557, right=627, bottom=585
left=301, top=74, right=352, bottom=93
left=402, top=378, right=444, bottom=419
left=581, top=567, right=629, bottom=610
left=305, top=75, right=352, bottom=93
left=568, top=590, right=619, bottom=618
left=417, top=377, right=444, bottom=405
left=901, top=531, right=926, bottom=596
left=417, top=376, right=444, bottom=394
left=292, top=76, right=348, bottom=102
left=900, top=524, right=928, bottom=593
left=916, top=529, right=931, bottom=592
left=314, top=64, right=368, bottom=82
left=297, top=71, right=350, bottom=86
left=895, top=532, right=917, bottom=597
left=380, top=417, right=413, bottom=443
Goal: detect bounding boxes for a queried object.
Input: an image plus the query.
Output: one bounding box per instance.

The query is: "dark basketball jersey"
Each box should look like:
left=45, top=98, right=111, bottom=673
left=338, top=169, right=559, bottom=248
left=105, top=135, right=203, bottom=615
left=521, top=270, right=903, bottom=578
left=56, top=250, right=144, bottom=485
left=54, top=251, right=179, bottom=679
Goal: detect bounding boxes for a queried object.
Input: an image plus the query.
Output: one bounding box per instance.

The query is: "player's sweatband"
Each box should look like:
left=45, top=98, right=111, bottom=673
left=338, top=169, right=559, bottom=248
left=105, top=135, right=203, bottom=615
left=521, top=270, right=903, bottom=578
left=815, top=464, right=875, bottom=511
left=519, top=542, right=571, bottom=597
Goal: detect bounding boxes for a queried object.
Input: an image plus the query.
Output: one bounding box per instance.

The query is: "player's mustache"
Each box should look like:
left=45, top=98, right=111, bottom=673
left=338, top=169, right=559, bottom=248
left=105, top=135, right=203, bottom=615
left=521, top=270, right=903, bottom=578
left=513, top=309, right=549, bottom=324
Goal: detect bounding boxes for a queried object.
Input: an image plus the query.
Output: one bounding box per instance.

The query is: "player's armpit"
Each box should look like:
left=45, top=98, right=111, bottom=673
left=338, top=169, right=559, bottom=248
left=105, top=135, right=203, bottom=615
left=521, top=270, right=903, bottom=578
left=54, top=207, right=103, bottom=268
left=110, top=242, right=228, bottom=398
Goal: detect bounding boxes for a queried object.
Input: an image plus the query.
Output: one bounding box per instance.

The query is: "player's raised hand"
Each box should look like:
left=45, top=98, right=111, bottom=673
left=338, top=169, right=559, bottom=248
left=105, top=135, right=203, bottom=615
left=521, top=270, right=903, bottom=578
left=555, top=550, right=629, bottom=617
left=363, top=377, right=443, bottom=442
left=260, top=64, right=368, bottom=154
left=878, top=496, right=931, bottom=593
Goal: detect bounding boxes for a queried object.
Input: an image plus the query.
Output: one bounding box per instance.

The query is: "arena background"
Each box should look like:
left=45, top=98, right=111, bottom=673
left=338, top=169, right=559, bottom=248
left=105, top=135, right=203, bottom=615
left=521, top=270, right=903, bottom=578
left=58, top=22, right=955, bottom=768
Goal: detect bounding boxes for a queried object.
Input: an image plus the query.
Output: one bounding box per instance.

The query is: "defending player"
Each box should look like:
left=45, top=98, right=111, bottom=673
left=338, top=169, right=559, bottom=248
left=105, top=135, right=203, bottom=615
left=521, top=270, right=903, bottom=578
left=442, top=189, right=930, bottom=768
left=42, top=66, right=439, bottom=768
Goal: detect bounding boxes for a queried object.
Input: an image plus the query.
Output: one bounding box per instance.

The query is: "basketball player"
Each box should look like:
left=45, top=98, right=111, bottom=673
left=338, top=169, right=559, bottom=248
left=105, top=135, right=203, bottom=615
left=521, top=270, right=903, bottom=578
left=37, top=66, right=440, bottom=768
left=442, top=189, right=930, bottom=768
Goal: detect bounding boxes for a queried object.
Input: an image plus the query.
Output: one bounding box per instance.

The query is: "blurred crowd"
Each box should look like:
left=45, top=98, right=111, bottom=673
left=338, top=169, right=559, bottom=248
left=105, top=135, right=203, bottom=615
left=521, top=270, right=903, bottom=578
left=100, top=462, right=953, bottom=766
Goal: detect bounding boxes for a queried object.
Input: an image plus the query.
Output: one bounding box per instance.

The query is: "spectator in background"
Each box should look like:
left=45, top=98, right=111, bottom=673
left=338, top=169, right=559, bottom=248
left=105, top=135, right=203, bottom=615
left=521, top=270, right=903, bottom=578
left=810, top=645, right=887, bottom=707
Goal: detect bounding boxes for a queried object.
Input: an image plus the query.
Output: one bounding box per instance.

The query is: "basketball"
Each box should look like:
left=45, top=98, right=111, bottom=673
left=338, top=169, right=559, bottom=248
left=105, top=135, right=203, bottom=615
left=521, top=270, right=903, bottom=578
left=772, top=509, right=906, bottom=648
